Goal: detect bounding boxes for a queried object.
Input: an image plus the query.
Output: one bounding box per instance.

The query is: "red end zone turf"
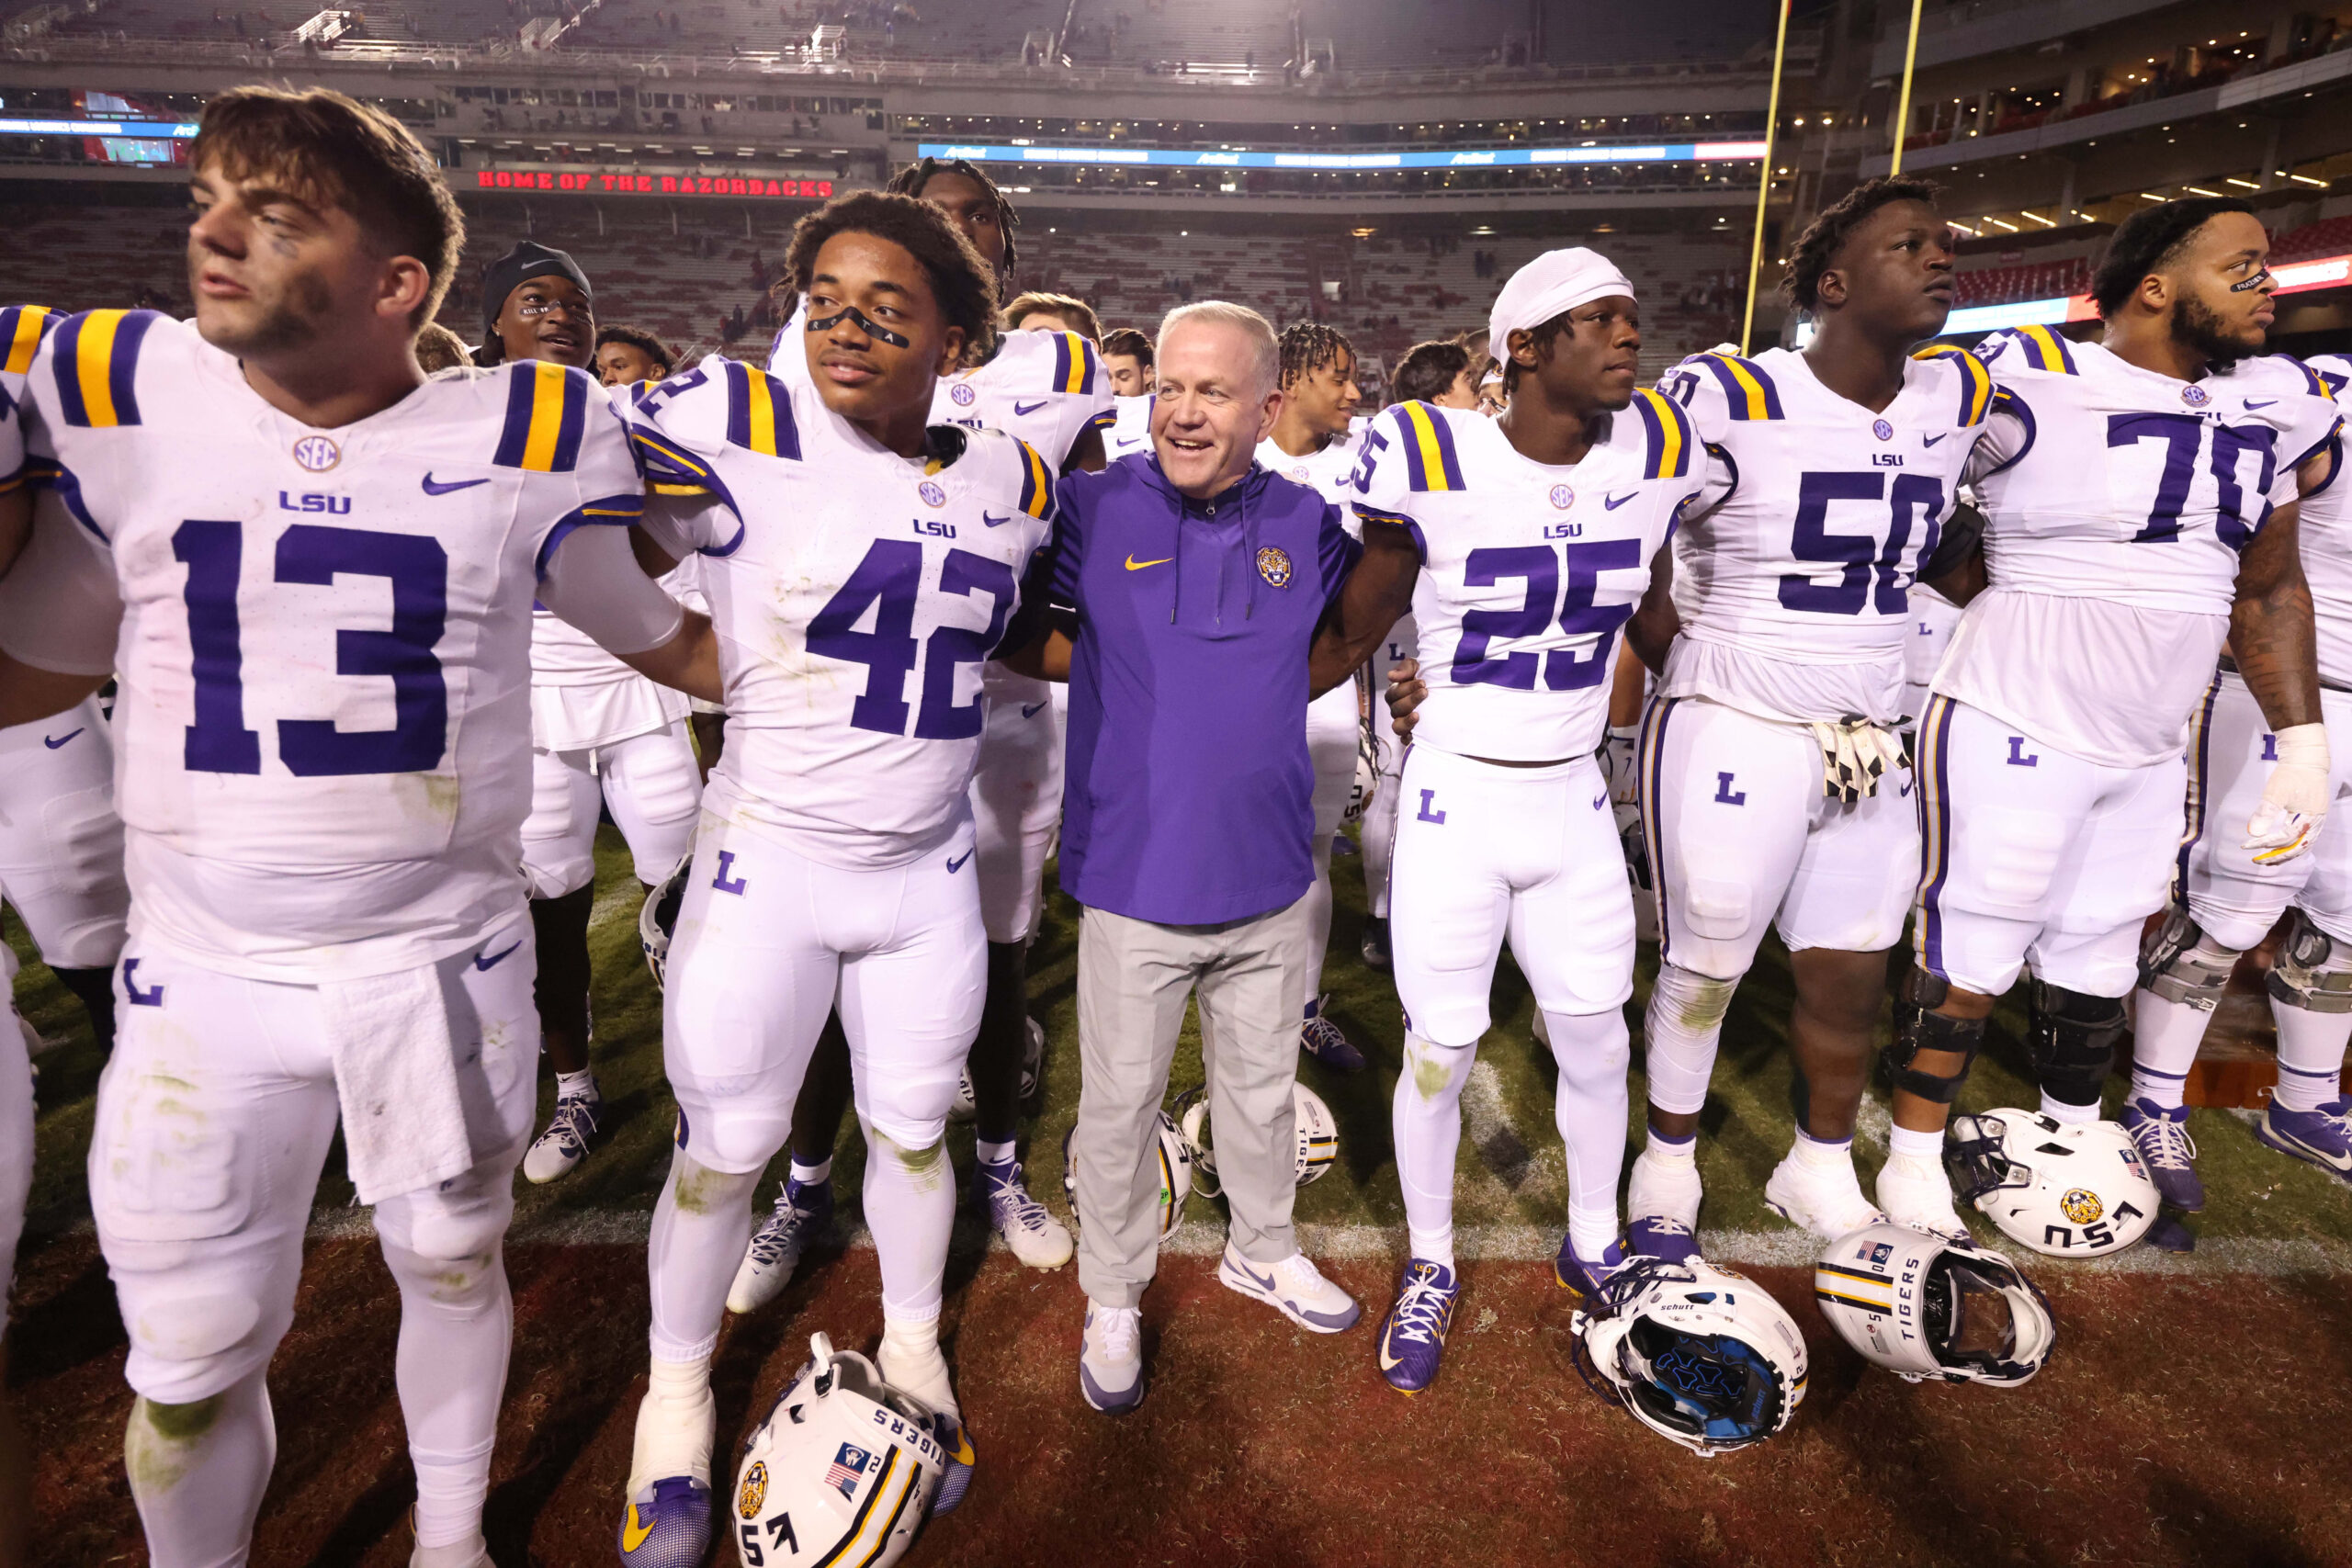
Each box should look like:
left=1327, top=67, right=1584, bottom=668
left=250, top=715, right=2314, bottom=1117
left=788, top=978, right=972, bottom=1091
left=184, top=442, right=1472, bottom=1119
left=18, top=1235, right=2352, bottom=1568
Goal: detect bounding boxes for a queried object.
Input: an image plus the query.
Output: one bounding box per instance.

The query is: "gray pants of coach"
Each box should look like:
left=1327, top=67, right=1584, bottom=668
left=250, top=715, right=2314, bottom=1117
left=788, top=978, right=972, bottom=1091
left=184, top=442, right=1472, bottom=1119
left=1070, top=895, right=1313, bottom=1308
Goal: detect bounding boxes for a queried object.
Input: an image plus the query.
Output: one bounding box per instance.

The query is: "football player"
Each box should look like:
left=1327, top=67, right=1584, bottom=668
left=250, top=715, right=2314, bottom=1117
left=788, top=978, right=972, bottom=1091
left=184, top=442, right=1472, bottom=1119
left=477, top=243, right=707, bottom=1186
left=616, top=191, right=1046, bottom=1562
left=0, top=87, right=714, bottom=1568
left=1005, top=289, right=1102, bottom=341
left=1102, top=325, right=1154, bottom=400
left=1623, top=179, right=1995, bottom=1256
left=1894, top=197, right=2341, bottom=1235
left=1257, top=322, right=1371, bottom=1069
left=736, top=158, right=1112, bottom=1309
left=1366, top=249, right=1705, bottom=1393
left=595, top=323, right=675, bottom=390
left=0, top=303, right=128, bottom=1058
left=2127, top=349, right=2349, bottom=1199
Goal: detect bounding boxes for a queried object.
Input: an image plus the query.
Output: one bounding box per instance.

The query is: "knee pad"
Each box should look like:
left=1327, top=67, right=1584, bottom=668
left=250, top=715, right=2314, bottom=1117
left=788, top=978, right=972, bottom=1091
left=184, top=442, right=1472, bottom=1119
left=2137, top=908, right=2240, bottom=1012
left=2026, top=978, right=2128, bottom=1108
left=2267, top=909, right=2352, bottom=1015
left=119, top=1288, right=274, bottom=1404
left=376, top=1187, right=514, bottom=1273
left=1648, top=963, right=1739, bottom=1036
left=1882, top=967, right=1985, bottom=1105
left=670, top=1079, right=795, bottom=1175
left=522, top=840, right=595, bottom=901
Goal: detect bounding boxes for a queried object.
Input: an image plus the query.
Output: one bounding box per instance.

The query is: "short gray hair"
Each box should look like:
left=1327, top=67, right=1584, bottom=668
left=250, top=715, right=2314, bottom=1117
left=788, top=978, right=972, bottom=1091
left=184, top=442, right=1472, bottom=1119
left=1158, top=299, right=1279, bottom=398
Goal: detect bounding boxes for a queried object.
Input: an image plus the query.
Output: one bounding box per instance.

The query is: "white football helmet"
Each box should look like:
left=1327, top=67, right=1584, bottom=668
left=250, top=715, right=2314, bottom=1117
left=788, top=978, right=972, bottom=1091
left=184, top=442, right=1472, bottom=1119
left=1173, top=1081, right=1340, bottom=1197
left=1814, top=1223, right=2055, bottom=1386
left=1059, top=1112, right=1191, bottom=1242
left=1572, top=1258, right=1809, bottom=1457
left=639, top=850, right=695, bottom=990
left=730, top=1334, right=956, bottom=1568
left=1946, top=1110, right=2157, bottom=1257
left=1342, top=728, right=1378, bottom=827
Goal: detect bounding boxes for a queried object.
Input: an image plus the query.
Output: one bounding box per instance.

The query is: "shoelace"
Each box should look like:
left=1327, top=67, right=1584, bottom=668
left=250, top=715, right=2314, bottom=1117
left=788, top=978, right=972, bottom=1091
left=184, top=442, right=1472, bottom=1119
left=1637, top=1217, right=1694, bottom=1238
left=748, top=1194, right=820, bottom=1266
left=1092, top=1308, right=1140, bottom=1360
left=543, top=1097, right=598, bottom=1155
left=987, top=1168, right=1053, bottom=1232
left=2137, top=1112, right=2199, bottom=1171
left=1390, top=1269, right=1453, bottom=1343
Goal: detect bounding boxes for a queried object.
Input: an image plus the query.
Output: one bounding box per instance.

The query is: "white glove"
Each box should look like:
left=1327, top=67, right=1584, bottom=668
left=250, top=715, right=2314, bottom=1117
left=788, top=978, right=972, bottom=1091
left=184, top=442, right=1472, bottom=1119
left=1810, top=716, right=1907, bottom=804
left=2245, top=722, right=2331, bottom=865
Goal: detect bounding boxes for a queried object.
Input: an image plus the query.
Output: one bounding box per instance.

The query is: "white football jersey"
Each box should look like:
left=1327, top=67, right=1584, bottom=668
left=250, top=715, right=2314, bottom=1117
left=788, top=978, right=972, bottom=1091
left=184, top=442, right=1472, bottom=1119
left=5, top=311, right=646, bottom=978
left=1257, top=425, right=1363, bottom=519
left=1, top=305, right=52, bottom=493
left=1937, top=329, right=2343, bottom=766
left=1656, top=346, right=1995, bottom=725
left=629, top=354, right=1057, bottom=869
left=2301, top=354, right=2352, bottom=688
left=1351, top=393, right=1702, bottom=761
left=1105, top=393, right=1154, bottom=458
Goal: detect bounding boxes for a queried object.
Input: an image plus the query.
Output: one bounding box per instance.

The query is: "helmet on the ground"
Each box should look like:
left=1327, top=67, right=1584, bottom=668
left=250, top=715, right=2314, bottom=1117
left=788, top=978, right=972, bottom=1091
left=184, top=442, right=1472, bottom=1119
left=1342, top=735, right=1378, bottom=826
left=1173, top=1080, right=1340, bottom=1197
left=950, top=1018, right=1045, bottom=1121
left=1814, top=1222, right=2055, bottom=1386
left=639, top=850, right=694, bottom=989
left=1945, top=1110, right=2156, bottom=1257
left=1059, top=1111, right=1191, bottom=1242
left=1572, top=1257, right=1809, bottom=1457
left=731, top=1334, right=946, bottom=1568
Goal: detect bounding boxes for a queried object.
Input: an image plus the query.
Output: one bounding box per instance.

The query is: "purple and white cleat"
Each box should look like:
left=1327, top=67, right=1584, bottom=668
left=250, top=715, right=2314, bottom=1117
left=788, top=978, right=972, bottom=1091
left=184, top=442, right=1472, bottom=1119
left=1554, top=1235, right=1631, bottom=1301
left=2120, top=1097, right=2204, bottom=1212
left=1376, top=1259, right=1460, bottom=1395
left=2255, top=1099, right=2352, bottom=1187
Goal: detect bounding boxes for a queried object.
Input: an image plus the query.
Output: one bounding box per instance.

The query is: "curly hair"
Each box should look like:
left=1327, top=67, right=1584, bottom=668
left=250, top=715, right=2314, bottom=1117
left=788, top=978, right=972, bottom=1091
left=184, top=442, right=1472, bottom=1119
left=2089, top=196, right=2256, bottom=318
left=594, top=322, right=674, bottom=377
left=1102, top=325, right=1154, bottom=367
left=887, top=155, right=1020, bottom=276
left=1781, top=175, right=1945, bottom=314
left=784, top=191, right=1001, bottom=369
left=1277, top=321, right=1354, bottom=389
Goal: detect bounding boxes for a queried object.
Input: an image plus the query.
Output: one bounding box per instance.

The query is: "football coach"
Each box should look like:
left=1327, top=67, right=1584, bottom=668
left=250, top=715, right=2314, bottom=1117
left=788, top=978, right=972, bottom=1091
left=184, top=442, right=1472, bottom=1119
left=1010, top=300, right=1418, bottom=1413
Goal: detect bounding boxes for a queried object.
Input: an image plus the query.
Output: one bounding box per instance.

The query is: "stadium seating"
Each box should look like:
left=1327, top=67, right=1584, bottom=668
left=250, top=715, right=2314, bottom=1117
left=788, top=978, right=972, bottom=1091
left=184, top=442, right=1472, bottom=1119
left=2273, top=215, right=2352, bottom=264
left=1951, top=255, right=2092, bottom=308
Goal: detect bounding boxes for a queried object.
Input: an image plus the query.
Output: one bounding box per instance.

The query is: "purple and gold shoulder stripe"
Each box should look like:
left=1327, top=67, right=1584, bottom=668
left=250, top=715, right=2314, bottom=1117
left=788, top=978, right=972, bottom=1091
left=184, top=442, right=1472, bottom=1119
left=1692, top=352, right=1783, bottom=421
left=1912, top=344, right=1996, bottom=427
left=1999, top=324, right=2077, bottom=377
left=723, top=359, right=799, bottom=458
left=494, top=359, right=591, bottom=472
left=52, top=308, right=160, bottom=429
left=1631, top=388, right=1696, bottom=479
left=1393, top=400, right=1465, bottom=492
left=1051, top=332, right=1100, bottom=396
left=1013, top=437, right=1054, bottom=519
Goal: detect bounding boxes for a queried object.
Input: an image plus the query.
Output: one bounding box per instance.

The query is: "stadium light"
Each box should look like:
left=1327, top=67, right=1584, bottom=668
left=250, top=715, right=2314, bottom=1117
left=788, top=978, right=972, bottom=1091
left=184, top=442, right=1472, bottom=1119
left=916, top=141, right=1767, bottom=171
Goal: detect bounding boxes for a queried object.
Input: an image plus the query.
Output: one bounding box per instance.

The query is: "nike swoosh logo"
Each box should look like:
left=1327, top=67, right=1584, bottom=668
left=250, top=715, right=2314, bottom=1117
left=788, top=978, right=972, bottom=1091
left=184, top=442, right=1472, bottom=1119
left=1125, top=555, right=1173, bottom=570
left=946, top=850, right=974, bottom=873
left=983, top=513, right=1013, bottom=527
left=1899, top=780, right=1915, bottom=797
left=1604, top=491, right=1638, bottom=510
left=422, top=473, right=489, bottom=496
left=1022, top=701, right=1048, bottom=718
left=1922, top=433, right=1949, bottom=447
left=1378, top=1341, right=1408, bottom=1371
left=621, top=1506, right=654, bottom=1552
left=474, top=941, right=522, bottom=971
left=42, top=728, right=84, bottom=750
left=2246, top=399, right=2277, bottom=410
left=1013, top=400, right=1048, bottom=416
left=1235, top=1261, right=1275, bottom=1291
left=1592, top=792, right=1608, bottom=809
left=2275, top=1127, right=2352, bottom=1171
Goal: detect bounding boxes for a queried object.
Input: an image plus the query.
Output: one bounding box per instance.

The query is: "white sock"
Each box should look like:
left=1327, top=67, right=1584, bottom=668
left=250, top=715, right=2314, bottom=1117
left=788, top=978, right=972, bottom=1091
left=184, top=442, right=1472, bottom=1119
left=1791, top=1127, right=1853, bottom=1172
left=975, top=1136, right=1017, bottom=1168
left=1393, top=1031, right=1474, bottom=1271
left=1641, top=1125, right=1697, bottom=1165
left=124, top=1372, right=277, bottom=1566
left=1887, top=1122, right=1943, bottom=1163
left=383, top=1237, right=510, bottom=1550
left=2128, top=1061, right=2189, bottom=1111
left=647, top=1153, right=759, bottom=1362
left=555, top=1066, right=598, bottom=1101
left=789, top=1156, right=833, bottom=1188
left=1545, top=1008, right=1631, bottom=1261
left=1641, top=964, right=1736, bottom=1118
left=2273, top=1000, right=2352, bottom=1113
left=2039, top=1091, right=2099, bottom=1125
left=2129, top=986, right=2216, bottom=1109
left=864, top=1122, right=954, bottom=1321
left=649, top=1350, right=712, bottom=1404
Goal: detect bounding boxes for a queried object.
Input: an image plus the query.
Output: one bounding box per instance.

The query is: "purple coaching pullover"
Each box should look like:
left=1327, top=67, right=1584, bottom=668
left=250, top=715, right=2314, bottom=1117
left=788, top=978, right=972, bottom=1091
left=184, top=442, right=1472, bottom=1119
left=1048, top=451, right=1361, bottom=926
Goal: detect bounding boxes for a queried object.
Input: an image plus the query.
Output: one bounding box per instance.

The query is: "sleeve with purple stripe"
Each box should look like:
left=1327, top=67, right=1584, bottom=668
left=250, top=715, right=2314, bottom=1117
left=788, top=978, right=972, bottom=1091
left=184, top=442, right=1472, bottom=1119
left=51, top=308, right=159, bottom=429
left=493, top=360, right=591, bottom=472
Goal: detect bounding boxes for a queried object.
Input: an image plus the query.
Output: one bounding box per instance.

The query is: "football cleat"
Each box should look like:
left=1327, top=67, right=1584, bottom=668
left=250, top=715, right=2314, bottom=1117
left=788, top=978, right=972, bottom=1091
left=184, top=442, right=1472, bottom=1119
left=1874, top=1150, right=1971, bottom=1242
left=616, top=1477, right=708, bottom=1568
left=521, top=1089, right=603, bottom=1185
left=1360, top=914, right=1393, bottom=973
left=978, top=1157, right=1074, bottom=1269
left=1624, top=1145, right=1703, bottom=1263
left=1554, top=1235, right=1631, bottom=1301
left=928, top=1412, right=976, bottom=1517
left=1079, top=1301, right=1146, bottom=1414
left=1217, top=1243, right=1361, bottom=1333
left=1762, top=1148, right=1887, bottom=1239
left=2120, top=1097, right=2205, bottom=1212
left=727, top=1176, right=834, bottom=1314
left=2255, top=1099, right=2352, bottom=1186
left=403, top=1510, right=492, bottom=1568
left=1376, top=1259, right=1459, bottom=1394
left=1300, top=996, right=1368, bottom=1071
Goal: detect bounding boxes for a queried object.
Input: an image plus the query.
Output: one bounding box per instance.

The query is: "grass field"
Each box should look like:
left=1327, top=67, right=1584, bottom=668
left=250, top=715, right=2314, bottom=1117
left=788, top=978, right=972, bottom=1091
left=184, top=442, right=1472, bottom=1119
left=13, top=825, right=2352, bottom=1565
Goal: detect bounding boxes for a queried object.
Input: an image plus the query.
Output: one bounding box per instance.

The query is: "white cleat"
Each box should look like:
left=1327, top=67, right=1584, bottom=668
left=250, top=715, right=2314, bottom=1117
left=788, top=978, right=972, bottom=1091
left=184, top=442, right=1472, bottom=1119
left=1874, top=1150, right=1971, bottom=1241
left=1625, top=1146, right=1705, bottom=1262
left=520, top=1090, right=602, bottom=1185
left=726, top=1177, right=832, bottom=1314
left=979, top=1158, right=1074, bottom=1270
left=1763, top=1148, right=1887, bottom=1239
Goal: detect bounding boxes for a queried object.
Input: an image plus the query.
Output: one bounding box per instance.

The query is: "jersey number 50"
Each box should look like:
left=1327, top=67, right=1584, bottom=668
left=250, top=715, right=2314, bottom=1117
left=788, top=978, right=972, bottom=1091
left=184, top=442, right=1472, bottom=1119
left=1781, top=471, right=1944, bottom=615
left=808, top=538, right=1017, bottom=739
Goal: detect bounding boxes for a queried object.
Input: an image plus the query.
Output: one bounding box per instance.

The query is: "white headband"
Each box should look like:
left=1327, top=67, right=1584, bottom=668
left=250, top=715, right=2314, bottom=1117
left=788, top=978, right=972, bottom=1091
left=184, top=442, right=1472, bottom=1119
left=1487, top=246, right=1637, bottom=367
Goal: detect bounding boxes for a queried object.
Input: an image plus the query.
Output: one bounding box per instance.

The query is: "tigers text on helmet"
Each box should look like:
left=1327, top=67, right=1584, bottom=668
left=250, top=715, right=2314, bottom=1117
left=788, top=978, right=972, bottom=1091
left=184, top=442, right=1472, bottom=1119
left=1814, top=1222, right=2055, bottom=1386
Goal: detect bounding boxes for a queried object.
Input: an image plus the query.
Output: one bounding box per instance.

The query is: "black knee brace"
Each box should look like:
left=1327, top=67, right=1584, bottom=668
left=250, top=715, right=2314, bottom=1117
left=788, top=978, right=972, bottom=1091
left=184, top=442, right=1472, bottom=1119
left=1882, top=968, right=1984, bottom=1104
left=2026, top=978, right=2127, bottom=1108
